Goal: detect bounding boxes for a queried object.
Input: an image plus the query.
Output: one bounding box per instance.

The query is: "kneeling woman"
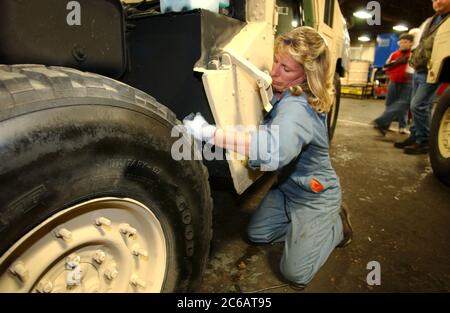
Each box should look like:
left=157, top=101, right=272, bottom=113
left=183, top=26, right=352, bottom=289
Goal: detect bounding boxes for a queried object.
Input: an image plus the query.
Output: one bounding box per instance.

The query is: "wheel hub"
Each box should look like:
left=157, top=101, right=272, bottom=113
left=0, top=198, right=167, bottom=292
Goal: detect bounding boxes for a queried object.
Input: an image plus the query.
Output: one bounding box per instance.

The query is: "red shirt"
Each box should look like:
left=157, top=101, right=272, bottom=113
left=385, top=50, right=411, bottom=83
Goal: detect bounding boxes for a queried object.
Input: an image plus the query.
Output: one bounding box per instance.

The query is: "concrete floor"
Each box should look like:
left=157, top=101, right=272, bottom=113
left=198, top=97, right=450, bottom=293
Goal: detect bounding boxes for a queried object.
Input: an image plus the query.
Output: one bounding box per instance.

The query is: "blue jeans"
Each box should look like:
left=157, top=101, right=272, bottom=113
left=375, top=82, right=411, bottom=129
left=409, top=72, right=439, bottom=144
left=247, top=187, right=343, bottom=285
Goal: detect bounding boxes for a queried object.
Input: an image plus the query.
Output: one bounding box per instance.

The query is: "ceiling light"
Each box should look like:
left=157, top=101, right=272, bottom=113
left=393, top=24, right=409, bottom=32
left=358, top=35, right=371, bottom=42
left=353, top=10, right=372, bottom=19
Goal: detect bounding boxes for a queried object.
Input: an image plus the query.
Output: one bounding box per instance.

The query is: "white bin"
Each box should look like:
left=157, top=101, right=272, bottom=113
left=346, top=60, right=371, bottom=84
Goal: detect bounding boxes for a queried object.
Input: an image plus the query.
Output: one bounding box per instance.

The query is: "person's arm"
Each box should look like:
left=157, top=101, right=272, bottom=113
left=183, top=99, right=314, bottom=172
left=385, top=53, right=394, bottom=66
left=383, top=52, right=397, bottom=70
left=214, top=128, right=251, bottom=157
left=394, top=53, right=409, bottom=64
left=182, top=113, right=250, bottom=157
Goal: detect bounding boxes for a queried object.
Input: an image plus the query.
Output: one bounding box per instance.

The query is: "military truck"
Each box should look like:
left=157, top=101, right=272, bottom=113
left=0, top=0, right=349, bottom=292
left=428, top=15, right=450, bottom=187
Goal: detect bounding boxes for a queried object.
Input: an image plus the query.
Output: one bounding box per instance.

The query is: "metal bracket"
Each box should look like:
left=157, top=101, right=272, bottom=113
left=220, top=50, right=273, bottom=112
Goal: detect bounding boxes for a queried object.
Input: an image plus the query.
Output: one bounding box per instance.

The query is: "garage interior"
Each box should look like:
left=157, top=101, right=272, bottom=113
left=0, top=0, right=449, bottom=294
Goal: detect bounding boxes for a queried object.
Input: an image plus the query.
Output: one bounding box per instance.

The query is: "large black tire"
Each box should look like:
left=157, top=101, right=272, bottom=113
left=0, top=65, right=212, bottom=292
left=430, top=87, right=450, bottom=187
left=327, top=73, right=341, bottom=142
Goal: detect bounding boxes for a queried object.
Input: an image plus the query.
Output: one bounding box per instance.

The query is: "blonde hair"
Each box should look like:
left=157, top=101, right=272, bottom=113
left=275, top=26, right=335, bottom=113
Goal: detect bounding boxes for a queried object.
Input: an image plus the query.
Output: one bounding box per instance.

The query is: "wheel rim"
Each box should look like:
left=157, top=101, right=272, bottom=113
left=327, top=100, right=338, bottom=138
left=0, top=197, right=167, bottom=292
left=438, top=106, right=450, bottom=158
left=329, top=102, right=337, bottom=127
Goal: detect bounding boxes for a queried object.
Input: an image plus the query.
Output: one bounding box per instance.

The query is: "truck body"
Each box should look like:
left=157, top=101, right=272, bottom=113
left=0, top=0, right=349, bottom=292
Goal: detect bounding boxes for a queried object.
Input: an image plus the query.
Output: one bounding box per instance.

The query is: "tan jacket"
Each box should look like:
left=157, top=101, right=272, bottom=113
left=410, top=13, right=450, bottom=73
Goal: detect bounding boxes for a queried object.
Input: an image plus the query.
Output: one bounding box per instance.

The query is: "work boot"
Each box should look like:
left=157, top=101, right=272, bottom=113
left=373, top=124, right=387, bottom=136
left=372, top=121, right=387, bottom=136
left=404, top=142, right=429, bottom=155
left=337, top=206, right=353, bottom=248
left=393, top=136, right=415, bottom=149
left=289, top=282, right=307, bottom=291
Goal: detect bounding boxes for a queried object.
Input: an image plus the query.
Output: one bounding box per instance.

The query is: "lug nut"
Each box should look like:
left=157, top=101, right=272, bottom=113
left=119, top=223, right=137, bottom=236
left=9, top=261, right=28, bottom=282
left=93, top=250, right=106, bottom=264
left=65, top=254, right=81, bottom=265
left=55, top=228, right=72, bottom=241
left=104, top=266, right=118, bottom=280
left=131, top=244, right=148, bottom=258
left=95, top=217, right=111, bottom=227
left=130, top=274, right=146, bottom=288
left=36, top=279, right=53, bottom=293
left=66, top=253, right=80, bottom=262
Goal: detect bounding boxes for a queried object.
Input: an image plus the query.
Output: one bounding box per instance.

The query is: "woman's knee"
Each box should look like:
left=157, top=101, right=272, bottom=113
left=247, top=225, right=273, bottom=243
left=280, top=259, right=317, bottom=285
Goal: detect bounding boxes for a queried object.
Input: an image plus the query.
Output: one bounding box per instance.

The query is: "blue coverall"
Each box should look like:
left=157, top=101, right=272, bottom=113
left=248, top=91, right=344, bottom=285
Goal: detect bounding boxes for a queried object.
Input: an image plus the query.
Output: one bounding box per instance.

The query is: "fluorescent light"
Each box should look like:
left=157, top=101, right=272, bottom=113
left=393, top=24, right=409, bottom=32
left=358, top=35, right=371, bottom=42
left=291, top=20, right=299, bottom=27
left=353, top=10, right=372, bottom=19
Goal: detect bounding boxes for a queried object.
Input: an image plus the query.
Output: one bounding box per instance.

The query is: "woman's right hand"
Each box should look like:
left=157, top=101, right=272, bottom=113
left=182, top=112, right=216, bottom=143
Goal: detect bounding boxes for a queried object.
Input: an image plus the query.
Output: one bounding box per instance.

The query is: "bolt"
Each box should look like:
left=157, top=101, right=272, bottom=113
left=65, top=254, right=81, bottom=278
left=93, top=250, right=106, bottom=264
left=65, top=253, right=81, bottom=265
left=95, top=217, right=111, bottom=227
left=131, top=244, right=148, bottom=258
left=104, top=266, right=118, bottom=280
left=36, top=279, right=53, bottom=293
left=119, top=223, right=137, bottom=236
left=207, top=60, right=220, bottom=70
left=9, top=261, right=28, bottom=282
left=130, top=274, right=146, bottom=288
left=55, top=228, right=72, bottom=241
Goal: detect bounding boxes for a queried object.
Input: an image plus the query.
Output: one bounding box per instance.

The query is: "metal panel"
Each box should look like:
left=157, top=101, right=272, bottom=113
left=197, top=7, right=276, bottom=193
left=0, top=0, right=126, bottom=79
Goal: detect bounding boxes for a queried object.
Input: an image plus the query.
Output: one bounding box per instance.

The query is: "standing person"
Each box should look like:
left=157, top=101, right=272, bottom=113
left=183, top=26, right=352, bottom=290
left=394, top=0, right=450, bottom=154
left=372, top=33, right=414, bottom=136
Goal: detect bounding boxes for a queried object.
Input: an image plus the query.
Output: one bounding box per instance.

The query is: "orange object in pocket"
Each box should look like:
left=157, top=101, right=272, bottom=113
left=310, top=177, right=324, bottom=193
